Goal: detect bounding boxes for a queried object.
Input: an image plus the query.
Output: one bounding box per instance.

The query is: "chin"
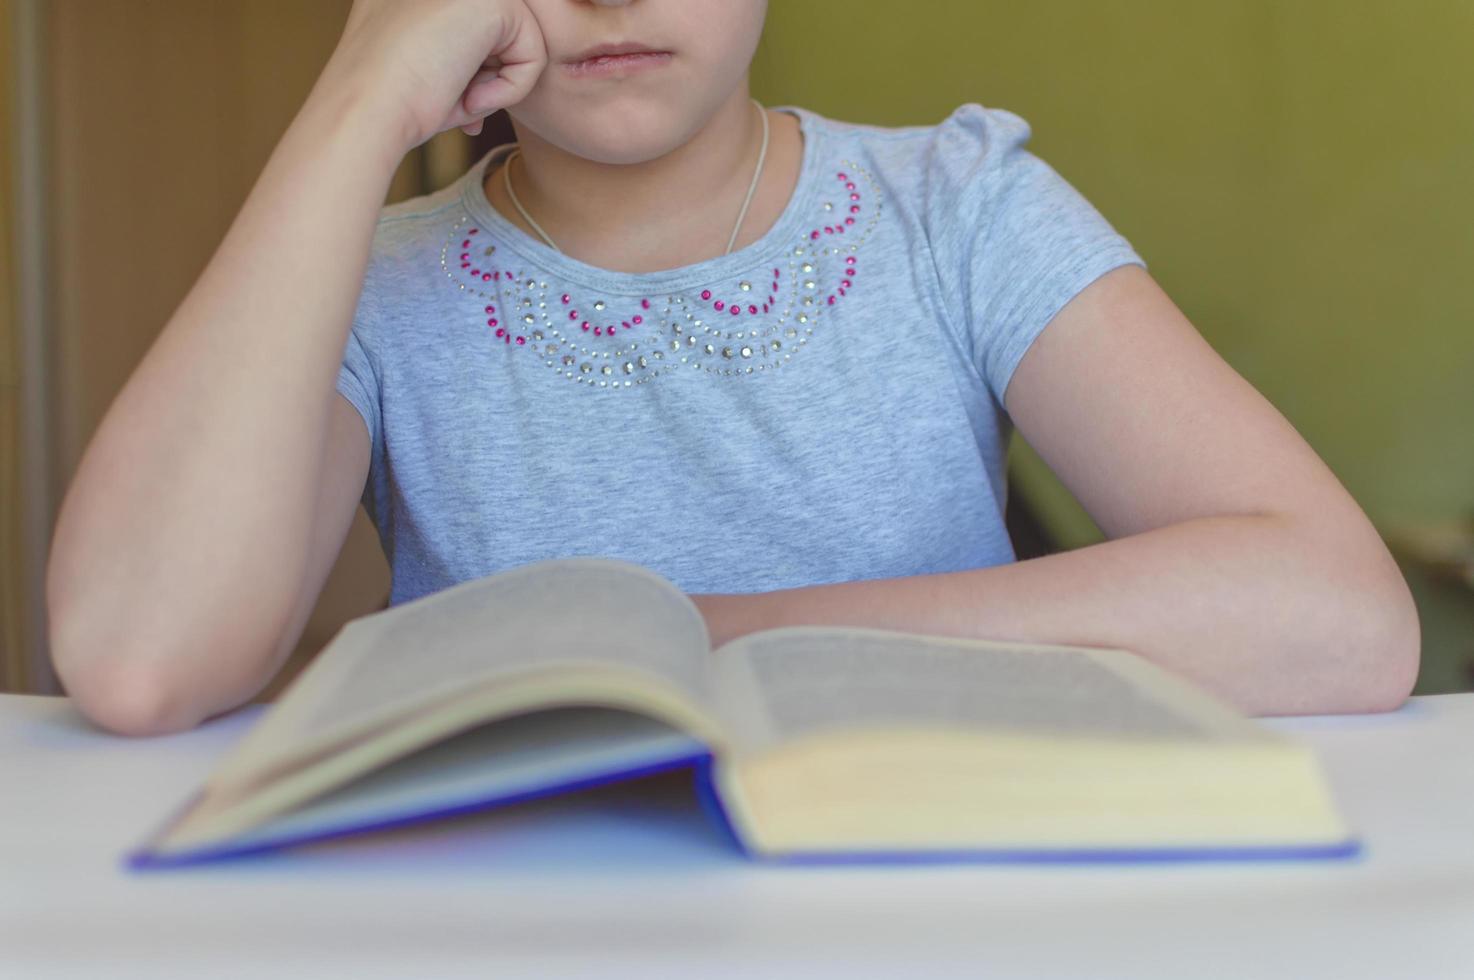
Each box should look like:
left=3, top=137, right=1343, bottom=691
left=514, top=103, right=700, bottom=166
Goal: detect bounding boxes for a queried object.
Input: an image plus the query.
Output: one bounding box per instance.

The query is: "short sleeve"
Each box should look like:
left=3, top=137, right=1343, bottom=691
left=923, top=103, right=1148, bottom=408
left=334, top=320, right=381, bottom=511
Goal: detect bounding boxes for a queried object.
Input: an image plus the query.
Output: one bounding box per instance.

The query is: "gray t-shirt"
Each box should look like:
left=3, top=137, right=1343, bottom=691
left=336, top=102, right=1147, bottom=607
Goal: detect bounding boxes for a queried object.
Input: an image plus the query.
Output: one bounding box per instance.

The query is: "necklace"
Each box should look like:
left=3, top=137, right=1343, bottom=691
left=501, top=97, right=770, bottom=257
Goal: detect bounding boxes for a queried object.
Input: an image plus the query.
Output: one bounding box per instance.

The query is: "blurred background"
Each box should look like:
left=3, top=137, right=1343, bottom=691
left=3, top=1, right=1471, bottom=699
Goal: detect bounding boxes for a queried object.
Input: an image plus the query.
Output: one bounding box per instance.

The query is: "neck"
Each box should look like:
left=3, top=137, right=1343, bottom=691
left=486, top=88, right=801, bottom=273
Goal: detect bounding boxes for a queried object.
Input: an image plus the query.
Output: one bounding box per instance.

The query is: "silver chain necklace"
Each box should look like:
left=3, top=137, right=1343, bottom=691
left=501, top=97, right=770, bottom=257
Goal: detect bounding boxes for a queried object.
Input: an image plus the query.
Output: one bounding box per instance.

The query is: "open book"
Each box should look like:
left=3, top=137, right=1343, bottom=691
left=127, top=557, right=1359, bottom=868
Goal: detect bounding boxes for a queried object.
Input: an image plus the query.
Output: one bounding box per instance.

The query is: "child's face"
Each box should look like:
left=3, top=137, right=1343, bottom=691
left=507, top=0, right=769, bottom=164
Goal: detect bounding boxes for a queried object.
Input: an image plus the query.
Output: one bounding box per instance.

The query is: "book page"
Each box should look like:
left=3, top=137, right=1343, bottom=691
left=214, top=557, right=712, bottom=789
left=710, top=625, right=1270, bottom=755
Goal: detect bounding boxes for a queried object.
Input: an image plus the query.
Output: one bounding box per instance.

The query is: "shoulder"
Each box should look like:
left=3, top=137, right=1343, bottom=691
left=350, top=172, right=470, bottom=319
left=795, top=101, right=1036, bottom=188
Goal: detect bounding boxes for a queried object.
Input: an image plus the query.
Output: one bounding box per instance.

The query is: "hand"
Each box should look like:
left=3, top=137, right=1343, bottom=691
left=326, top=0, right=548, bottom=154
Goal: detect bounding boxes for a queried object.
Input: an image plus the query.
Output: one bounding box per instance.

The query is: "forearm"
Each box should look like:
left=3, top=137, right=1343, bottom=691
left=47, top=61, right=407, bottom=730
left=700, top=514, right=1420, bottom=716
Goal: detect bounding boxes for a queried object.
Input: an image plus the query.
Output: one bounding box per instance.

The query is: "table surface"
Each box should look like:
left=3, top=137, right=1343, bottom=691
left=3, top=692, right=1472, bottom=979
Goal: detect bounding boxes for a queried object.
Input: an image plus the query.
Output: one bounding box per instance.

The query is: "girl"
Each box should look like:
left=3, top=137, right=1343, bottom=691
left=46, top=0, right=1418, bottom=735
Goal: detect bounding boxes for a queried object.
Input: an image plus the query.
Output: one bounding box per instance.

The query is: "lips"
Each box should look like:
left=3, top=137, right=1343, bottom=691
left=565, top=40, right=669, bottom=64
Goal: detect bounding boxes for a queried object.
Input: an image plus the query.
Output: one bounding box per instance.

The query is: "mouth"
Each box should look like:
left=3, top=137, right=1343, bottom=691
left=563, top=41, right=673, bottom=78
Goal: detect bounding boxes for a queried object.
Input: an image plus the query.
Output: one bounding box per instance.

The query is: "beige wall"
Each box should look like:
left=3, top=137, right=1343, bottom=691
left=1, top=0, right=23, bottom=690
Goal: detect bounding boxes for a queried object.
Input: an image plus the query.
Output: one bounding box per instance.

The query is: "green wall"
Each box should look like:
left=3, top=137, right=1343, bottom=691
left=753, top=2, right=1474, bottom=691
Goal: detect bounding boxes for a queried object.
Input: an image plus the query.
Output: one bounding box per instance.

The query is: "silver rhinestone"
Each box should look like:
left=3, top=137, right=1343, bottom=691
left=673, top=324, right=683, bottom=334
left=579, top=362, right=592, bottom=373
left=740, top=346, right=752, bottom=358
left=538, top=281, right=547, bottom=289
left=739, top=281, right=752, bottom=291
left=532, top=330, right=544, bottom=340
left=797, top=314, right=808, bottom=324
left=537, top=301, right=545, bottom=309
left=545, top=343, right=557, bottom=354
left=653, top=350, right=663, bottom=359
left=786, top=327, right=798, bottom=337
left=622, top=362, right=634, bottom=374
left=601, top=364, right=613, bottom=375
left=704, top=343, right=715, bottom=354
left=721, top=346, right=733, bottom=359
left=593, top=300, right=605, bottom=311
left=484, top=244, right=497, bottom=255
left=803, top=280, right=815, bottom=289
left=638, top=356, right=648, bottom=368
left=669, top=339, right=681, bottom=352
left=802, top=263, right=814, bottom=273
left=823, top=202, right=833, bottom=211
left=525, top=278, right=536, bottom=288
left=771, top=340, right=782, bottom=350
left=562, top=355, right=575, bottom=366
left=523, top=314, right=534, bottom=324
left=687, top=336, right=697, bottom=347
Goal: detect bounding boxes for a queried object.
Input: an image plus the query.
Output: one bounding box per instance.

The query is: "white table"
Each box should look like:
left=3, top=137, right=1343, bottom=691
left=3, top=692, right=1472, bottom=979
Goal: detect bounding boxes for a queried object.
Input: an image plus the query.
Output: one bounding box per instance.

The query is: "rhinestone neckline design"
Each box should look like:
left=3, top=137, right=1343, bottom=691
left=439, top=161, right=881, bottom=389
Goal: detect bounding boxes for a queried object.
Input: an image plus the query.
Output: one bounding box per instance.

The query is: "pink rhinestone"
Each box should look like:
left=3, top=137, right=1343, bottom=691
left=622, top=320, right=630, bottom=329
left=838, top=172, right=848, bottom=180
left=845, top=182, right=856, bottom=190
left=730, top=306, right=740, bottom=317
left=810, top=231, right=820, bottom=240
left=701, top=289, right=712, bottom=300
left=561, top=293, right=571, bottom=304
left=462, top=240, right=470, bottom=248
left=468, top=228, right=478, bottom=234
left=747, top=305, right=757, bottom=314
left=824, top=226, right=833, bottom=234
left=582, top=321, right=591, bottom=331
left=845, top=217, right=855, bottom=225
left=640, top=298, right=650, bottom=309
left=460, top=252, right=470, bottom=261
left=485, top=305, right=496, bottom=313
left=488, top=318, right=498, bottom=327
left=493, top=271, right=501, bottom=279
left=850, top=204, right=860, bottom=213
left=495, top=327, right=505, bottom=337
left=846, top=256, right=856, bottom=264
left=771, top=281, right=778, bottom=292
left=839, top=288, right=846, bottom=295
left=470, top=269, right=479, bottom=277
left=481, top=272, right=492, bottom=280
left=569, top=311, right=578, bottom=320
left=714, top=300, right=724, bottom=310
left=632, top=314, right=643, bottom=324
left=842, top=279, right=852, bottom=288
left=827, top=295, right=836, bottom=305
left=773, top=268, right=780, bottom=277
left=762, top=303, right=769, bottom=312
left=595, top=327, right=602, bottom=335
left=461, top=262, right=470, bottom=269
left=503, top=335, right=509, bottom=344
left=850, top=193, right=859, bottom=201
left=516, top=336, right=525, bottom=345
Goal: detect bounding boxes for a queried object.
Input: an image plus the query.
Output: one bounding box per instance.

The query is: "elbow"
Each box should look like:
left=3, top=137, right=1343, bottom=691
left=49, top=617, right=206, bottom=737
left=1353, top=569, right=1421, bottom=714
left=1322, top=543, right=1422, bottom=715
